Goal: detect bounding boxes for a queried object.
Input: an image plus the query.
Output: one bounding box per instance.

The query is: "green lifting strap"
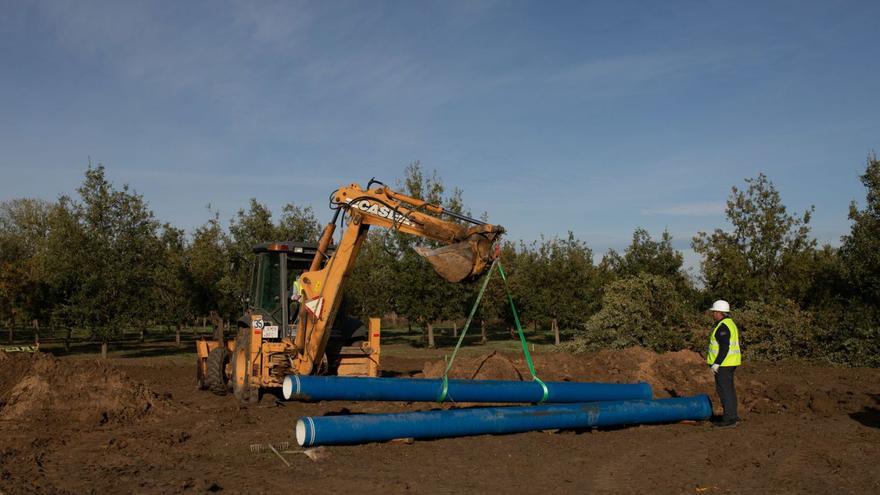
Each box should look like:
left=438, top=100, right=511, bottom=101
left=437, top=258, right=550, bottom=404
left=437, top=258, right=497, bottom=403
left=496, top=260, right=549, bottom=403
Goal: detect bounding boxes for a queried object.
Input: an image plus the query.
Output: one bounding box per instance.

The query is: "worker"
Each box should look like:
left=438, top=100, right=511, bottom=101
left=291, top=278, right=303, bottom=303
left=707, top=299, right=741, bottom=428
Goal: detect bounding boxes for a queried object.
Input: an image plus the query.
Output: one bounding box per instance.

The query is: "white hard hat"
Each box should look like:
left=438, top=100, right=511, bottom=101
left=709, top=300, right=730, bottom=313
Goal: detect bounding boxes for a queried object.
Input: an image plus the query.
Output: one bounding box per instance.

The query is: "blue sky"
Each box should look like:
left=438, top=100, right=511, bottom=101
left=1, top=1, right=878, bottom=275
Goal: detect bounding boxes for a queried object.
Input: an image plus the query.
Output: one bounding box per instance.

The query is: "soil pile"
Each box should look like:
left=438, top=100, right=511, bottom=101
left=422, top=346, right=713, bottom=398
left=0, top=352, right=169, bottom=429
left=422, top=351, right=525, bottom=381
left=738, top=373, right=865, bottom=416
left=539, top=347, right=715, bottom=398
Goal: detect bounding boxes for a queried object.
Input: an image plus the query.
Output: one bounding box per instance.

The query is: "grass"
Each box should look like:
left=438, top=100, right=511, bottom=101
left=6, top=323, right=570, bottom=362
left=378, top=325, right=563, bottom=360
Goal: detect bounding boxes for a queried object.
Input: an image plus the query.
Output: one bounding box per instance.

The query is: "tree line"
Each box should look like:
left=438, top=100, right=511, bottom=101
left=1, top=157, right=878, bottom=366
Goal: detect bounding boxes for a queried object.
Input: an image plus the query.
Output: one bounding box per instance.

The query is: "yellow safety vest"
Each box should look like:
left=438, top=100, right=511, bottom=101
left=707, top=317, right=741, bottom=367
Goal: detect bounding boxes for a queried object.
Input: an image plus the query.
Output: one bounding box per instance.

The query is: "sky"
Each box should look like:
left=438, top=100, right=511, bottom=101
left=1, top=1, right=878, bottom=276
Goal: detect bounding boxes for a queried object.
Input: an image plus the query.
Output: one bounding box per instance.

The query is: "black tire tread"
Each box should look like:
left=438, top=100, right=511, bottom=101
left=206, top=347, right=229, bottom=395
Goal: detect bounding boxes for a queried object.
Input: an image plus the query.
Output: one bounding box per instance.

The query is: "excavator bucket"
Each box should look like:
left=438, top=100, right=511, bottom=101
left=414, top=240, right=480, bottom=283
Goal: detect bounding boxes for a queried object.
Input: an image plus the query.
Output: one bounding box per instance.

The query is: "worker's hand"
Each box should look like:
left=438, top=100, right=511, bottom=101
left=711, top=364, right=720, bottom=375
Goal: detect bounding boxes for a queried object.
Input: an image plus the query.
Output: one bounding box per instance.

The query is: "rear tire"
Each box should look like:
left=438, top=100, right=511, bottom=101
left=206, top=347, right=229, bottom=395
left=232, top=329, right=260, bottom=404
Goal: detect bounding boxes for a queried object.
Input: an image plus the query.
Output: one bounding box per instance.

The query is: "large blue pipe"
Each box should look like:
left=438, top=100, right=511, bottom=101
left=283, top=375, right=652, bottom=404
left=295, top=395, right=712, bottom=447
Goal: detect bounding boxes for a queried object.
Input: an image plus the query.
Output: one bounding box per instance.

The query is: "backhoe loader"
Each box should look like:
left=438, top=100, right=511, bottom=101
left=196, top=179, right=505, bottom=402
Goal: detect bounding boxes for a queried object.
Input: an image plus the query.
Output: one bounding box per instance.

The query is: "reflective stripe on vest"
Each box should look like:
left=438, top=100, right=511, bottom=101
left=707, top=317, right=741, bottom=366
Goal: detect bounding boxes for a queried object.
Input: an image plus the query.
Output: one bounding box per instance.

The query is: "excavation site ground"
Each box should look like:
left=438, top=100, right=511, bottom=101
left=1, top=333, right=879, bottom=494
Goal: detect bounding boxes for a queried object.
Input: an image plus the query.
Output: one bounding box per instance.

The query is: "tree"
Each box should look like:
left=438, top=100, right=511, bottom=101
left=692, top=173, right=815, bottom=305
left=277, top=203, right=322, bottom=242
left=570, top=273, right=696, bottom=353
left=832, top=154, right=880, bottom=366
left=43, top=166, right=162, bottom=357
left=0, top=198, right=52, bottom=331
left=840, top=154, right=880, bottom=306
left=605, top=228, right=685, bottom=280
left=344, top=231, right=396, bottom=322
left=188, top=211, right=236, bottom=339
left=736, top=299, right=816, bottom=361
left=38, top=198, right=85, bottom=346
left=154, top=225, right=192, bottom=347
left=519, top=233, right=601, bottom=344
left=384, top=162, right=473, bottom=347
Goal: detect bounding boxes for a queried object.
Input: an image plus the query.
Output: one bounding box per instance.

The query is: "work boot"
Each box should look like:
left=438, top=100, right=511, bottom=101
left=712, top=418, right=739, bottom=429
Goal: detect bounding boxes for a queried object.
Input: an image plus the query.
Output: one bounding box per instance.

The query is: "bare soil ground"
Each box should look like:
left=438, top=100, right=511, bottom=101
left=1, top=346, right=878, bottom=494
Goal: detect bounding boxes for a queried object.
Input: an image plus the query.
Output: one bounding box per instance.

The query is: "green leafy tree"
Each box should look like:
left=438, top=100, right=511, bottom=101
left=277, top=203, right=322, bottom=242
left=605, top=228, right=684, bottom=279
left=188, top=211, right=236, bottom=337
left=518, top=233, right=601, bottom=344
left=570, top=273, right=696, bottom=353
left=736, top=299, right=816, bottom=361
left=38, top=198, right=85, bottom=340
left=832, top=154, right=880, bottom=366
left=840, top=154, right=880, bottom=306
left=154, top=225, right=192, bottom=346
left=43, top=166, right=162, bottom=357
left=0, top=199, right=52, bottom=330
left=692, top=173, right=816, bottom=305
left=344, top=231, right=396, bottom=321
left=384, top=162, right=473, bottom=347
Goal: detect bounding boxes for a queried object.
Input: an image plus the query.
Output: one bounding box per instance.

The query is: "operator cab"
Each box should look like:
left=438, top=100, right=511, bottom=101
left=245, top=241, right=329, bottom=340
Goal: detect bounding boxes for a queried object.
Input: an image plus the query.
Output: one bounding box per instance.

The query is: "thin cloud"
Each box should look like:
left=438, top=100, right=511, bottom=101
left=641, top=201, right=726, bottom=216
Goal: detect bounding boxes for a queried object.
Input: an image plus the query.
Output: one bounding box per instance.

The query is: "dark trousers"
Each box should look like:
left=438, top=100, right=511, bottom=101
left=714, top=366, right=738, bottom=421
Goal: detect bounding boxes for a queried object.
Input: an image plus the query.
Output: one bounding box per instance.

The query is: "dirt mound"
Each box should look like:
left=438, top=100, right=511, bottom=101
left=423, top=347, right=713, bottom=397
left=529, top=347, right=714, bottom=398
left=738, top=376, right=864, bottom=416
left=0, top=352, right=170, bottom=429
left=423, top=351, right=525, bottom=381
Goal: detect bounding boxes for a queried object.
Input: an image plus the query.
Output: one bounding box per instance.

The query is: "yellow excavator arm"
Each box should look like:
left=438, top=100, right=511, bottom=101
left=292, top=180, right=505, bottom=375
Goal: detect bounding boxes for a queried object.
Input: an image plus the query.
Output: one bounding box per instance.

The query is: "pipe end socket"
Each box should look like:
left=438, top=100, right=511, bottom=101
left=283, top=376, right=293, bottom=400
left=295, top=417, right=315, bottom=447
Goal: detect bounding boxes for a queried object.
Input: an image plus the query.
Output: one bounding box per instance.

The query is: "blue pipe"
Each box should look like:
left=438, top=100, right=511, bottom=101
left=283, top=375, right=652, bottom=404
left=295, top=395, right=712, bottom=447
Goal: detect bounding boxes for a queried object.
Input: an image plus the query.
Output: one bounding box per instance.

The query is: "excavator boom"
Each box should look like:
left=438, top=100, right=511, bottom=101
left=293, top=181, right=504, bottom=375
